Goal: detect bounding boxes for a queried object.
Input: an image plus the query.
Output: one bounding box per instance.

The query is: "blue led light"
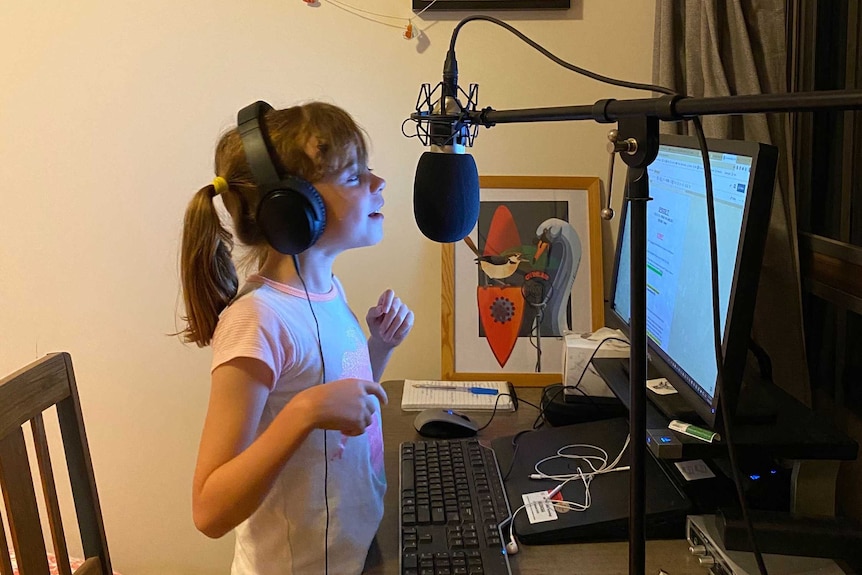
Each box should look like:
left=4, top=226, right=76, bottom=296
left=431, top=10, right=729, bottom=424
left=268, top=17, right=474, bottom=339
left=660, top=436, right=672, bottom=443
left=750, top=474, right=761, bottom=480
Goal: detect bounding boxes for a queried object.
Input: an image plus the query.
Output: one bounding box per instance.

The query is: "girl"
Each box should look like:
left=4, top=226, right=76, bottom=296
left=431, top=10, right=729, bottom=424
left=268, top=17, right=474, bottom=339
left=179, top=101, right=413, bottom=574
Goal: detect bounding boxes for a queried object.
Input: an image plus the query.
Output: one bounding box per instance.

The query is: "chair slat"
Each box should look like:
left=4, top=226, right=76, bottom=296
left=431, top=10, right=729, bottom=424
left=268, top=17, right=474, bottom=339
left=0, top=508, right=14, bottom=575
left=72, top=557, right=102, bottom=575
left=56, top=354, right=111, bottom=572
left=31, top=414, right=72, bottom=575
left=0, top=428, right=49, bottom=575
left=0, top=355, right=70, bottom=440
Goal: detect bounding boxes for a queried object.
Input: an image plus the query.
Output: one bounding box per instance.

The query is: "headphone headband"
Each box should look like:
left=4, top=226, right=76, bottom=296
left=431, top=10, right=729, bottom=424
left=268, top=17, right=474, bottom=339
left=237, top=100, right=281, bottom=191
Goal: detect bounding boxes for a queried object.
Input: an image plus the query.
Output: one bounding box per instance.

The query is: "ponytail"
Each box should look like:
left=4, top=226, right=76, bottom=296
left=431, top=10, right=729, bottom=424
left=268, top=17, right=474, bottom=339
left=179, top=184, right=239, bottom=346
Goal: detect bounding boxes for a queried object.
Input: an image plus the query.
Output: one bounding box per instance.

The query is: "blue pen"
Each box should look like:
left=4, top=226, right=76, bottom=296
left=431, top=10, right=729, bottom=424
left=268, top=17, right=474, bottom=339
left=414, top=384, right=499, bottom=395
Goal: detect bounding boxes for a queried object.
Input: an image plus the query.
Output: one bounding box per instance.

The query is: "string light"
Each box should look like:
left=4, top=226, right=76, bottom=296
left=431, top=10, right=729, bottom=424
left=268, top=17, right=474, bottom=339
left=301, top=0, right=440, bottom=39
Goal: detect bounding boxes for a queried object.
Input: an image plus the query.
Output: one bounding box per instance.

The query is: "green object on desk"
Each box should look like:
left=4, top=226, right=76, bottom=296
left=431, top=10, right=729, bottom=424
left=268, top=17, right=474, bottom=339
left=413, top=384, right=499, bottom=396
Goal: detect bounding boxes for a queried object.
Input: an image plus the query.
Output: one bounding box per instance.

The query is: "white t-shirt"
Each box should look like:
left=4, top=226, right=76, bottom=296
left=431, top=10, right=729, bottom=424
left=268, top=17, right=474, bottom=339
left=211, top=274, right=385, bottom=575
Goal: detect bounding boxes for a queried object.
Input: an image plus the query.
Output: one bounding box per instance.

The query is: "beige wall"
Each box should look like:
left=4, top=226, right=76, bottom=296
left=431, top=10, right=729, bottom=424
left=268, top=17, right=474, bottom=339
left=0, top=1, right=655, bottom=572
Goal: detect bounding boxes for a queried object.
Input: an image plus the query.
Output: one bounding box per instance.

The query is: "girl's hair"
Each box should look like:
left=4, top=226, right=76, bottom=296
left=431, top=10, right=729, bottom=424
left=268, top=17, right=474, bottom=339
left=179, top=102, right=369, bottom=346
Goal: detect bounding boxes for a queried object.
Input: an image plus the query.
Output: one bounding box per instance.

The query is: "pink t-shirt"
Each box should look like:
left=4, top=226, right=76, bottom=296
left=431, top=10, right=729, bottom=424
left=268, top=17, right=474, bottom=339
left=211, top=275, right=385, bottom=575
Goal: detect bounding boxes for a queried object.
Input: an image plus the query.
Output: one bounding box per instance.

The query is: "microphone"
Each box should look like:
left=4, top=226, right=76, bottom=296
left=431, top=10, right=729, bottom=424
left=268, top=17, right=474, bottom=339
left=411, top=49, right=481, bottom=243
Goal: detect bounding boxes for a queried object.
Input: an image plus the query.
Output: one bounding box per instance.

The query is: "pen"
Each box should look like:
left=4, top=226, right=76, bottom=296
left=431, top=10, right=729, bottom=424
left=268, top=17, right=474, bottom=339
left=413, top=384, right=499, bottom=395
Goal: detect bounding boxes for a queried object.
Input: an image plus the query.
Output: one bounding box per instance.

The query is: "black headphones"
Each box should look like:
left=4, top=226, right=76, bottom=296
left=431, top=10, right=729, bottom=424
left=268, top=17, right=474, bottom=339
left=236, top=100, right=326, bottom=255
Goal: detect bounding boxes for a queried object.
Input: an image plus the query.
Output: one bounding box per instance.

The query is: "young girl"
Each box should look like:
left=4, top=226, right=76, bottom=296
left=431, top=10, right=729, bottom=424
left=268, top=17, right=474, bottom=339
left=179, top=101, right=413, bottom=575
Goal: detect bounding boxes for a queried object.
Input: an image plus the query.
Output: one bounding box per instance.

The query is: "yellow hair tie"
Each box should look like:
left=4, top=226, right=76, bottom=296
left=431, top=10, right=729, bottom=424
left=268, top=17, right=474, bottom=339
left=212, top=176, right=229, bottom=196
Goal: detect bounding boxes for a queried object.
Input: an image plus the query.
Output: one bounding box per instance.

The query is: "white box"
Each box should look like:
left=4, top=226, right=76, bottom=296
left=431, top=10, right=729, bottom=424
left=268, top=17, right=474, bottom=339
left=562, top=328, right=629, bottom=398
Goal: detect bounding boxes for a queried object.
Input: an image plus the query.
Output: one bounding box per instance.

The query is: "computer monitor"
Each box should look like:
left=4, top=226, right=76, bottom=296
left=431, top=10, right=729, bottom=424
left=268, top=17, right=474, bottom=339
left=607, top=134, right=778, bottom=430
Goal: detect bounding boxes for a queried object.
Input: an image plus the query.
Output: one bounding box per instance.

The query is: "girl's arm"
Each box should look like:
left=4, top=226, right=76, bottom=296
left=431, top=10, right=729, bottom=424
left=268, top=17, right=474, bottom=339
left=192, top=357, right=312, bottom=538
left=366, top=289, right=414, bottom=381
left=192, top=357, right=386, bottom=538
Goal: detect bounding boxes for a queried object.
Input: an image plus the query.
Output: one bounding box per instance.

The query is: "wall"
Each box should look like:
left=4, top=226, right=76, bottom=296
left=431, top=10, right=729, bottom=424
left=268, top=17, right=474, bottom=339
left=0, top=1, right=655, bottom=572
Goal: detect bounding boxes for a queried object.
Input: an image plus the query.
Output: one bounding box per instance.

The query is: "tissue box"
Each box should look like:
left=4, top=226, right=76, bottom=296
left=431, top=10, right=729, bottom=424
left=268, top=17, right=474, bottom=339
left=562, top=327, right=630, bottom=398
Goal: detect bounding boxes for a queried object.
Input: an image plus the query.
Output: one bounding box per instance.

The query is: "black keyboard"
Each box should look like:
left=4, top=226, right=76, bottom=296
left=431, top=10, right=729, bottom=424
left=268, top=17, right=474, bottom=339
left=399, top=439, right=513, bottom=575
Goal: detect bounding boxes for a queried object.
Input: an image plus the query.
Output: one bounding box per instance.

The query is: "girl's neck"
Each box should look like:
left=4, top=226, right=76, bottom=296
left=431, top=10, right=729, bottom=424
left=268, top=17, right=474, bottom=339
left=258, top=250, right=335, bottom=294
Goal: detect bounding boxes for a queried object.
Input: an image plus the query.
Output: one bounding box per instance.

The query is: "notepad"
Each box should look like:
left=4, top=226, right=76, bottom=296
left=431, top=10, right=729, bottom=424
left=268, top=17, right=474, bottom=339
left=401, top=380, right=514, bottom=411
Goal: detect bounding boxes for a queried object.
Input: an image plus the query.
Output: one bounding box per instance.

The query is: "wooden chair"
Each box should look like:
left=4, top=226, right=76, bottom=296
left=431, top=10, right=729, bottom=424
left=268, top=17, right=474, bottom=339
left=0, top=352, right=111, bottom=575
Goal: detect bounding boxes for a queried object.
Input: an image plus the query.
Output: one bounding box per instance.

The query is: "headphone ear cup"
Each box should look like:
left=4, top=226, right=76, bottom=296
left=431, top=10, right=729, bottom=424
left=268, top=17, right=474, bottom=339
left=257, top=175, right=326, bottom=255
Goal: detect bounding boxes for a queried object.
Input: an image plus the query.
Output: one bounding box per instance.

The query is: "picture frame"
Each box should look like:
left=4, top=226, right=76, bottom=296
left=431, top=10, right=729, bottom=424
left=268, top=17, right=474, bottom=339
left=413, top=0, right=569, bottom=11
left=442, top=175, right=603, bottom=386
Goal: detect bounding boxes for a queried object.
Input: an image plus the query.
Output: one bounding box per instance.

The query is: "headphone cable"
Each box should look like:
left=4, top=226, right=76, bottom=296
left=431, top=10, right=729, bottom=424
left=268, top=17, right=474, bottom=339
left=293, top=254, right=329, bottom=575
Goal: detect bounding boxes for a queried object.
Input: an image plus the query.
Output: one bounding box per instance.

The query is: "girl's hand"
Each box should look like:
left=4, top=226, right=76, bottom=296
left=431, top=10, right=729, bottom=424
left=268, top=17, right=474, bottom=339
left=366, top=289, right=414, bottom=349
left=297, top=378, right=388, bottom=436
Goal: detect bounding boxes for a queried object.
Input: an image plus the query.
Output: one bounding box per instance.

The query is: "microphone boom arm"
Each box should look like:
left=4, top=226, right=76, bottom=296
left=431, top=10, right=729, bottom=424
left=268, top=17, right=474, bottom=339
left=456, top=88, right=862, bottom=126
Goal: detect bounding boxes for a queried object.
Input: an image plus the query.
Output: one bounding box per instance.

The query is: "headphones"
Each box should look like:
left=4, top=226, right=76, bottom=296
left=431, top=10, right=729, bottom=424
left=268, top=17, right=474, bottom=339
left=236, top=100, right=327, bottom=255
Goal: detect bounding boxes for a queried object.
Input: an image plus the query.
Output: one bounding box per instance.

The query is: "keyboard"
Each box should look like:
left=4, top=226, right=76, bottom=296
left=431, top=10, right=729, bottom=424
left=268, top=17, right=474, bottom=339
left=399, top=439, right=513, bottom=575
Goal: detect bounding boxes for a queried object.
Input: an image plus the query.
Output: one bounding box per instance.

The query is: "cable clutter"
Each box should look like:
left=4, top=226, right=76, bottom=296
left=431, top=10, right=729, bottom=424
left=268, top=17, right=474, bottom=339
left=500, top=434, right=631, bottom=554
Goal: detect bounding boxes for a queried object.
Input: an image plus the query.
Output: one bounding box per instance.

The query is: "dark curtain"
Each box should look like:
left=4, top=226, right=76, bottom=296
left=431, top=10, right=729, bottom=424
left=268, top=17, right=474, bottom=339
left=653, top=0, right=811, bottom=406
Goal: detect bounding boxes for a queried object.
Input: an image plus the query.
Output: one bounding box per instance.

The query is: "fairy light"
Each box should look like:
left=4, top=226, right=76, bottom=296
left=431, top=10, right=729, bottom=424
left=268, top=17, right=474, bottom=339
left=301, top=0, right=441, bottom=39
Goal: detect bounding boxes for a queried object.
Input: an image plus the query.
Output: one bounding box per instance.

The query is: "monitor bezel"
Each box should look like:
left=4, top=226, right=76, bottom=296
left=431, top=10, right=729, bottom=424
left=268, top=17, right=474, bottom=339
left=606, top=133, right=778, bottom=430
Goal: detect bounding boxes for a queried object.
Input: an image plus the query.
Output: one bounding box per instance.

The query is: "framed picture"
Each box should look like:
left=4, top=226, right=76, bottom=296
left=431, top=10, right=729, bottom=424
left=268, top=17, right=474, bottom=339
left=413, top=0, right=569, bottom=11
left=442, top=175, right=603, bottom=386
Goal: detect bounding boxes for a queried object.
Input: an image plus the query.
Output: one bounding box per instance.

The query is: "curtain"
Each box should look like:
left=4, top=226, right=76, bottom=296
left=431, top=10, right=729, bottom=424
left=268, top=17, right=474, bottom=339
left=653, top=0, right=811, bottom=407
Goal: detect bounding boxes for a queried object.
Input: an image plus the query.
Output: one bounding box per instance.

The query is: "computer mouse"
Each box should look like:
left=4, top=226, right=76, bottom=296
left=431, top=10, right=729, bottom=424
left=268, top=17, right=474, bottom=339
left=413, top=408, right=479, bottom=439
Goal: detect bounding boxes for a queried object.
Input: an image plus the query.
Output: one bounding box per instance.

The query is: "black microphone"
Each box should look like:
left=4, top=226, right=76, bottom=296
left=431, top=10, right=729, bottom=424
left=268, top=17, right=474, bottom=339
left=412, top=49, right=481, bottom=243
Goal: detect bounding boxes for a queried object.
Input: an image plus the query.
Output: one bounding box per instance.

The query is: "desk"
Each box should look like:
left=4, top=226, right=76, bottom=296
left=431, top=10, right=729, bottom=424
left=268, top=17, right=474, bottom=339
left=366, top=381, right=703, bottom=575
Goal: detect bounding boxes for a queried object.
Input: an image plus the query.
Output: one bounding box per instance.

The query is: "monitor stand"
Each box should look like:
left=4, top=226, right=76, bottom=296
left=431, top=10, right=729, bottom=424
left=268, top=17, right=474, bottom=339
left=608, top=356, right=777, bottom=427
left=618, top=358, right=701, bottom=424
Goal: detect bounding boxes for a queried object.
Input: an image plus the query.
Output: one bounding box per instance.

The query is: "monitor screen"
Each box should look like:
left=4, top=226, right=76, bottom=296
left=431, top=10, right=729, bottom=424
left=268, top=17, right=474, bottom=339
left=608, top=134, right=777, bottom=428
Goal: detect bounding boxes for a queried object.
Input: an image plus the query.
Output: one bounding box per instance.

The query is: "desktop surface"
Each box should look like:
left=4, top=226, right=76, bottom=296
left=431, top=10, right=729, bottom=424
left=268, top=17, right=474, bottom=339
left=368, top=381, right=704, bottom=575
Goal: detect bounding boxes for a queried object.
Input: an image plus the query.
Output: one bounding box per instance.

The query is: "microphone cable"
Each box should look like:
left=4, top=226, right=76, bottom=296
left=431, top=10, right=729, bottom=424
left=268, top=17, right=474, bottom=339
left=293, top=254, right=330, bottom=575
left=448, top=15, right=677, bottom=97
left=691, top=118, right=768, bottom=575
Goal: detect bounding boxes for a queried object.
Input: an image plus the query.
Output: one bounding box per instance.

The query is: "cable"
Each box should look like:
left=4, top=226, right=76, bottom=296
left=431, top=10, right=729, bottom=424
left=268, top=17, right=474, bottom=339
left=501, top=429, right=533, bottom=481
left=691, top=118, right=768, bottom=575
left=448, top=16, right=676, bottom=96
left=501, top=435, right=630, bottom=551
left=567, top=337, right=631, bottom=397
left=531, top=436, right=631, bottom=482
left=293, top=255, right=330, bottom=575
left=475, top=392, right=542, bottom=432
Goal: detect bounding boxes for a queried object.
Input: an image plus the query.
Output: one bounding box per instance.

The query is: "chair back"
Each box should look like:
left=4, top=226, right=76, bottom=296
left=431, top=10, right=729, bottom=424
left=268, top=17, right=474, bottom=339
left=0, top=352, right=111, bottom=575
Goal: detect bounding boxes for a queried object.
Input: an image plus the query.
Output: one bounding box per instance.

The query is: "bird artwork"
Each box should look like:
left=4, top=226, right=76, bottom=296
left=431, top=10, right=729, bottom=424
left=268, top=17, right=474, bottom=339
left=532, top=218, right=582, bottom=336
left=464, top=202, right=585, bottom=371
left=468, top=205, right=526, bottom=368
left=462, top=236, right=524, bottom=286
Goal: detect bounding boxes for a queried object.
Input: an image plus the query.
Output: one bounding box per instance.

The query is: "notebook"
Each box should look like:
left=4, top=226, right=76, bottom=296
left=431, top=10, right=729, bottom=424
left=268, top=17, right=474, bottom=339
left=401, top=380, right=515, bottom=411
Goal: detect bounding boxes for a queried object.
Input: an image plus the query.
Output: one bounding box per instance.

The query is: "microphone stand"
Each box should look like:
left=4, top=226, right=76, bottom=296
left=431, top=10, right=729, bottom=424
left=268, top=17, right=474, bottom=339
left=449, top=88, right=862, bottom=575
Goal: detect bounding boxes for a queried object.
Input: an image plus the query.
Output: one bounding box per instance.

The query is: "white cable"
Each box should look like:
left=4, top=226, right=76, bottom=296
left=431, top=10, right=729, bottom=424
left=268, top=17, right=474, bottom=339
left=504, top=465, right=595, bottom=554
left=531, top=435, right=631, bottom=482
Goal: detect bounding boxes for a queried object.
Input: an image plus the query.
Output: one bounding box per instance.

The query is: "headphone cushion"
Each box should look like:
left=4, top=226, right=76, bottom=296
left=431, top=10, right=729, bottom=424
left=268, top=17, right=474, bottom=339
left=257, top=175, right=326, bottom=255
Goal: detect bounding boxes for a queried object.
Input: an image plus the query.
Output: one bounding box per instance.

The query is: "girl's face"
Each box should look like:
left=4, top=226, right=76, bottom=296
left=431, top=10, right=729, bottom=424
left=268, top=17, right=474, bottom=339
left=314, top=162, right=386, bottom=252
